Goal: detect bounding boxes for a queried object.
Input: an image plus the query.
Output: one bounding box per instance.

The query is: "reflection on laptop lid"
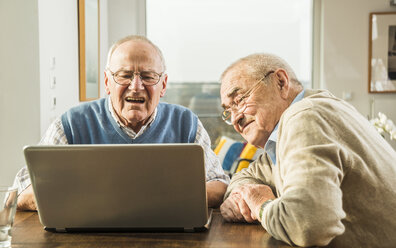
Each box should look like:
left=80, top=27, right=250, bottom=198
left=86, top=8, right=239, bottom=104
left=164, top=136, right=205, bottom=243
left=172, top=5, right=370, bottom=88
left=23, top=144, right=211, bottom=232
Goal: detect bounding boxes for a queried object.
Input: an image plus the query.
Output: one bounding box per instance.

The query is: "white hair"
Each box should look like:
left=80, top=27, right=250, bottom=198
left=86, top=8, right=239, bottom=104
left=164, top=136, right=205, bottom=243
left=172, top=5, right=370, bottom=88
left=221, top=53, right=300, bottom=85
left=106, top=35, right=166, bottom=71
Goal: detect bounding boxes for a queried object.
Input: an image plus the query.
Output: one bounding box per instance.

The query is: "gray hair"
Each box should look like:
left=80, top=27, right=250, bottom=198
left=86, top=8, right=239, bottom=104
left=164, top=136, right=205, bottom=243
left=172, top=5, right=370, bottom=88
left=106, top=35, right=166, bottom=71
left=221, top=53, right=301, bottom=85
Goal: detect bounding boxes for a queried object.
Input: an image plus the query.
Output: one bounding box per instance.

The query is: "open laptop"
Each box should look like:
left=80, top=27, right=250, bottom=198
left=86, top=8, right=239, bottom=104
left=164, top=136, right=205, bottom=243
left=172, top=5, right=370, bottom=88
left=23, top=144, right=212, bottom=232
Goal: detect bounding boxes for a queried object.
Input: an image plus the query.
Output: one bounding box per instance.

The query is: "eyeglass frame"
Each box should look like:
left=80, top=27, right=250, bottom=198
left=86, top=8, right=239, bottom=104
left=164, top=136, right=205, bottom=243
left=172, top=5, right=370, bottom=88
left=221, top=70, right=275, bottom=125
left=106, top=68, right=164, bottom=86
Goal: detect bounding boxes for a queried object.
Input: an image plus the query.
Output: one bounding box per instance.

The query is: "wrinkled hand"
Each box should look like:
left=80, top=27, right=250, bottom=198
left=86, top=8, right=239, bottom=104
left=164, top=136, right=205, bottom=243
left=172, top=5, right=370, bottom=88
left=17, top=185, right=37, bottom=211
left=235, top=184, right=276, bottom=220
left=220, top=191, right=256, bottom=223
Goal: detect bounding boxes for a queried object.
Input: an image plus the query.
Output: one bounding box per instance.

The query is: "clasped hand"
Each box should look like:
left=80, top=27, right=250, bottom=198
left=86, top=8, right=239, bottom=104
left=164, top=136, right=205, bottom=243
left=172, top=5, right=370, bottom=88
left=220, top=184, right=275, bottom=223
left=17, top=185, right=37, bottom=211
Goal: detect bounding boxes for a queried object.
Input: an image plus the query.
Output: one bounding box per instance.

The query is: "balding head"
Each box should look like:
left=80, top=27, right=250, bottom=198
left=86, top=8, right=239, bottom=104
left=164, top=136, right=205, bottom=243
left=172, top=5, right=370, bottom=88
left=106, top=35, right=166, bottom=71
left=220, top=53, right=300, bottom=86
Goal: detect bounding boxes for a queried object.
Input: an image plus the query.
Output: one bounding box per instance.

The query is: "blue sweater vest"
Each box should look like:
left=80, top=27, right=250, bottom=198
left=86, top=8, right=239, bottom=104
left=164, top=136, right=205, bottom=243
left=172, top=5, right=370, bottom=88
left=61, top=98, right=198, bottom=144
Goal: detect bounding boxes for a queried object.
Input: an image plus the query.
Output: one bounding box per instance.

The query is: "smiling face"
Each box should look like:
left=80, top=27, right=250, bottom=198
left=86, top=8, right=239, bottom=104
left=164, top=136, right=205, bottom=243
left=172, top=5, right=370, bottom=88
left=220, top=68, right=291, bottom=148
left=104, top=40, right=167, bottom=132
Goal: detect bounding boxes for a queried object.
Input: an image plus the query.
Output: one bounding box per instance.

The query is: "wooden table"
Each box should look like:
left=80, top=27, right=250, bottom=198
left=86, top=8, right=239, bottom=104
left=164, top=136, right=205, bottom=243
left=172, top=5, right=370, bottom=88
left=11, top=210, right=290, bottom=248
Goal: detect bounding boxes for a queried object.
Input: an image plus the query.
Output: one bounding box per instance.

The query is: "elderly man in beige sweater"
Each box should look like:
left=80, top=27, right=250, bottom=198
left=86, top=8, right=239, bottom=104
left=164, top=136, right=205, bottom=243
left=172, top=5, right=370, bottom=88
left=219, top=53, right=396, bottom=248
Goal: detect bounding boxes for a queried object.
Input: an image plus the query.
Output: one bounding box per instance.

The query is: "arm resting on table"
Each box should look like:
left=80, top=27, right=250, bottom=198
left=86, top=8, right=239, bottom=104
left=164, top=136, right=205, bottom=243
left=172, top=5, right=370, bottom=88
left=206, top=180, right=227, bottom=208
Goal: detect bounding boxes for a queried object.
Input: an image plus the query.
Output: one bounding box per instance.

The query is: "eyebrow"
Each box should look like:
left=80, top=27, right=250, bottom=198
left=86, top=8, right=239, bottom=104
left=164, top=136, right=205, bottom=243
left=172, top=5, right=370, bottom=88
left=221, top=87, right=242, bottom=109
left=227, top=87, right=241, bottom=98
left=114, top=69, right=158, bottom=74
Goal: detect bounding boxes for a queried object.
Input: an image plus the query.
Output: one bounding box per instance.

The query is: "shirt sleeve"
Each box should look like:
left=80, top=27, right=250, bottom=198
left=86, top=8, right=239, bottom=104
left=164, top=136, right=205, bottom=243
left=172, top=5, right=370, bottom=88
left=14, top=117, right=68, bottom=194
left=195, top=119, right=230, bottom=184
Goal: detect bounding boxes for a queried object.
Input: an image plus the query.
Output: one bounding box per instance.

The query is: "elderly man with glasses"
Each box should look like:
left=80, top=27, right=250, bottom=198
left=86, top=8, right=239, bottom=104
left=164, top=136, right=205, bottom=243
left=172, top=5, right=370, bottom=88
left=15, top=35, right=229, bottom=211
left=219, top=53, right=396, bottom=247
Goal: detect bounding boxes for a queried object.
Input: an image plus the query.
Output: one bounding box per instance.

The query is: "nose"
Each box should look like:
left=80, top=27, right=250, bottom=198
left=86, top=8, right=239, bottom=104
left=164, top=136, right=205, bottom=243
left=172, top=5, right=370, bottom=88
left=232, top=104, right=245, bottom=120
left=128, top=73, right=145, bottom=90
left=230, top=104, right=249, bottom=126
left=229, top=110, right=241, bottom=126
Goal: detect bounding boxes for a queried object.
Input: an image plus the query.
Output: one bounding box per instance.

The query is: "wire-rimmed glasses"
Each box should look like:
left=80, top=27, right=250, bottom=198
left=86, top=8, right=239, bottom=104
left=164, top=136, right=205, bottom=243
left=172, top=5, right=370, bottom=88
left=221, top=71, right=275, bottom=125
left=107, top=68, right=164, bottom=86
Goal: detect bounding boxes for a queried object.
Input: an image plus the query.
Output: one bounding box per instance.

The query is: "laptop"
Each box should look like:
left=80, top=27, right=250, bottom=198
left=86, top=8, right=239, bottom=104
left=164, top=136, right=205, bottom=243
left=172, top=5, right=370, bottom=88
left=23, top=144, right=212, bottom=232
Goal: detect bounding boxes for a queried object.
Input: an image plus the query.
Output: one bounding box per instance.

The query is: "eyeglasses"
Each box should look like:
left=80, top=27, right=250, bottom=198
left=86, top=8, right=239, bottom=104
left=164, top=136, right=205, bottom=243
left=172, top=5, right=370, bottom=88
left=107, top=68, right=164, bottom=86
left=221, top=71, right=275, bottom=125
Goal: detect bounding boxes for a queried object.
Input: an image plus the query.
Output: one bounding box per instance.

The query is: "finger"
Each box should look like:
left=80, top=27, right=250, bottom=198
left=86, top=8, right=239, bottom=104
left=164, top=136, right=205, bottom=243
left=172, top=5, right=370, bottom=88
left=251, top=212, right=257, bottom=221
left=237, top=199, right=255, bottom=223
left=228, top=196, right=245, bottom=222
left=220, top=199, right=241, bottom=222
left=220, top=202, right=234, bottom=221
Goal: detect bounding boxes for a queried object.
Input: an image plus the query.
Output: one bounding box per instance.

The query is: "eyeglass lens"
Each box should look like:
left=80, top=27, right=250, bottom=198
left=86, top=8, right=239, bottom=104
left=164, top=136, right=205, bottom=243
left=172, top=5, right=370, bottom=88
left=114, top=71, right=161, bottom=86
left=221, top=70, right=274, bottom=125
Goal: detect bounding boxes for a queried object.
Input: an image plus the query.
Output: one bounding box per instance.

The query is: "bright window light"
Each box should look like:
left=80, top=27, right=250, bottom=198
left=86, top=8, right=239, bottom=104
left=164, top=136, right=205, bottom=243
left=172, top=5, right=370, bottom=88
left=147, top=0, right=313, bottom=88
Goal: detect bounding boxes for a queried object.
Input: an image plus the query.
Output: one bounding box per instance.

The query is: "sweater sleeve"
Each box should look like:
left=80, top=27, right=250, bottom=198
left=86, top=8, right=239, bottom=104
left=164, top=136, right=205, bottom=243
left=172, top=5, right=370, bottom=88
left=262, top=108, right=346, bottom=247
left=224, top=152, right=276, bottom=199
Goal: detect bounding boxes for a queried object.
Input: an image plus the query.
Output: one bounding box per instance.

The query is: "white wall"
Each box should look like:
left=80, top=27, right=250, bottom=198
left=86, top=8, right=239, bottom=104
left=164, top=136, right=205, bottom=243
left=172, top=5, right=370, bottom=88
left=99, top=0, right=109, bottom=98
left=0, top=0, right=40, bottom=185
left=38, top=0, right=147, bottom=133
left=35, top=0, right=151, bottom=137
left=107, top=0, right=146, bottom=46
left=38, top=0, right=81, bottom=135
left=319, top=0, right=396, bottom=149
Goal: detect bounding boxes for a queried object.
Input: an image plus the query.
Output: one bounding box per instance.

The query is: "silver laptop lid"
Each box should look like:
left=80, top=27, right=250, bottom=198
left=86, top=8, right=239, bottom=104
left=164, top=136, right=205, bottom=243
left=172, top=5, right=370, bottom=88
left=23, top=144, right=208, bottom=230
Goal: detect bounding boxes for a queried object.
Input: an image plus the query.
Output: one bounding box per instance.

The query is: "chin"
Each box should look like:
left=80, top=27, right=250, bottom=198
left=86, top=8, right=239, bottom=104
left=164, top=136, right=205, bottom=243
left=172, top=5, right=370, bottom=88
left=245, top=138, right=262, bottom=148
left=243, top=131, right=267, bottom=149
left=123, top=111, right=146, bottom=122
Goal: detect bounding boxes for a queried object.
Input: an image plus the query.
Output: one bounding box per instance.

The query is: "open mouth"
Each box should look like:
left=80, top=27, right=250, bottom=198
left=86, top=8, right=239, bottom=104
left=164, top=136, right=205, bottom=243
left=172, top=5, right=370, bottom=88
left=125, top=96, right=145, bottom=104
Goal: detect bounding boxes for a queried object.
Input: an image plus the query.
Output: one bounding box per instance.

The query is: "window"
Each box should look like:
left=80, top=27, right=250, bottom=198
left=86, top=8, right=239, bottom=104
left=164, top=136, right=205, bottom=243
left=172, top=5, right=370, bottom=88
left=147, top=0, right=313, bottom=87
left=147, top=0, right=313, bottom=142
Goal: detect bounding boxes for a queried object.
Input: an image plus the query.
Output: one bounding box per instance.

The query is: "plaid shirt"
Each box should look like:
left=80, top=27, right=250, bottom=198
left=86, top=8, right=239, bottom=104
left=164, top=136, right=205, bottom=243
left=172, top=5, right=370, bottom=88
left=15, top=104, right=229, bottom=193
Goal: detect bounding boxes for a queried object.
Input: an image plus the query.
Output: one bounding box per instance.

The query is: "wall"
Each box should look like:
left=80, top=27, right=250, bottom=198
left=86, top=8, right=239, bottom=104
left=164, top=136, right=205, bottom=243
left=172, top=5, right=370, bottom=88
left=35, top=0, right=152, bottom=143
left=0, top=0, right=40, bottom=185
left=38, top=0, right=81, bottom=135
left=320, top=0, right=396, bottom=149
left=38, top=0, right=148, bottom=133
left=99, top=0, right=109, bottom=98
left=107, top=0, right=146, bottom=46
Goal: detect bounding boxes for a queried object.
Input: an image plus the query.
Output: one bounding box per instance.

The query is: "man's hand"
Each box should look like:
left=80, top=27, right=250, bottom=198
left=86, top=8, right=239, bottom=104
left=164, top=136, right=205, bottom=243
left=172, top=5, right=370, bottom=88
left=235, top=184, right=276, bottom=220
left=17, top=185, right=37, bottom=211
left=220, top=191, right=256, bottom=223
left=206, top=181, right=228, bottom=208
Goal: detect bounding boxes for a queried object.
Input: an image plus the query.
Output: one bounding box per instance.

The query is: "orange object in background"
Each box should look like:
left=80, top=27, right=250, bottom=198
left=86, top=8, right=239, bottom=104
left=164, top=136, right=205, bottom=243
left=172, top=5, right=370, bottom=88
left=235, top=143, right=257, bottom=173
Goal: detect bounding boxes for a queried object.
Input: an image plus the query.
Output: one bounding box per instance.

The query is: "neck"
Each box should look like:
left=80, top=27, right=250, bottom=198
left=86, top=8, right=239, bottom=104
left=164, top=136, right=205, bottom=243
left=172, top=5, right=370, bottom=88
left=287, top=85, right=303, bottom=105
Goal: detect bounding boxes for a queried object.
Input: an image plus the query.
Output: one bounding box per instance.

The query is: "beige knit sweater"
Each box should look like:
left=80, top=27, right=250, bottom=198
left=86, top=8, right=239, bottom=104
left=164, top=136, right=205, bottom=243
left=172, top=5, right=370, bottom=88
left=225, top=89, right=396, bottom=247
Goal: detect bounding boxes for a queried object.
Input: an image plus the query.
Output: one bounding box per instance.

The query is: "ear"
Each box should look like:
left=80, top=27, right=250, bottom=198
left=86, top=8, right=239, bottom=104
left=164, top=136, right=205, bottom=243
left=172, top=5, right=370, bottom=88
left=275, top=69, right=290, bottom=99
left=159, top=74, right=168, bottom=97
left=104, top=70, right=111, bottom=95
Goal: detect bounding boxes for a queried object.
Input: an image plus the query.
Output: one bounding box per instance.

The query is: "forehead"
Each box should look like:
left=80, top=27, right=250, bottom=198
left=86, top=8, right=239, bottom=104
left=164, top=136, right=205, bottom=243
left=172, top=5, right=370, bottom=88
left=110, top=41, right=162, bottom=70
left=220, top=70, right=252, bottom=102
